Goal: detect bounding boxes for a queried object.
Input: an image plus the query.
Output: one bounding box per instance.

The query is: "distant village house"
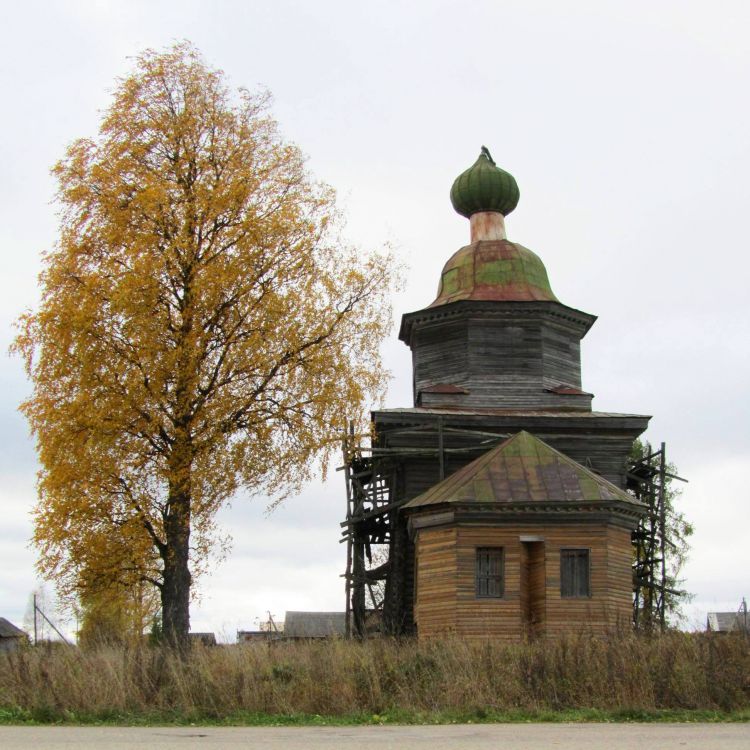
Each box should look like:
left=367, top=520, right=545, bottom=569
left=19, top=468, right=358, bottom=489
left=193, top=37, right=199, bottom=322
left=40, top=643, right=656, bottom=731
left=0, top=618, right=28, bottom=652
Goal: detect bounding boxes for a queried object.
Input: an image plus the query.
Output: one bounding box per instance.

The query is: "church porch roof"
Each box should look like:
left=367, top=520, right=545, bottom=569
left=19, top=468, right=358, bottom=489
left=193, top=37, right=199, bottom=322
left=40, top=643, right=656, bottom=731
left=402, top=430, right=644, bottom=511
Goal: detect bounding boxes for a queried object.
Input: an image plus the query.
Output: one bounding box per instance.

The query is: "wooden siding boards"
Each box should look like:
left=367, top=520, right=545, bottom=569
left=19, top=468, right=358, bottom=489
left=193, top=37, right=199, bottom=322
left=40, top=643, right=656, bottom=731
left=376, top=408, right=648, bottom=634
left=412, top=319, right=469, bottom=395
left=606, top=525, right=636, bottom=629
left=542, top=322, right=583, bottom=389
left=522, top=541, right=546, bottom=636
left=467, top=320, right=543, bottom=377
left=414, top=527, right=457, bottom=636
left=402, top=300, right=595, bottom=412
left=377, top=292, right=648, bottom=638
left=414, top=523, right=633, bottom=640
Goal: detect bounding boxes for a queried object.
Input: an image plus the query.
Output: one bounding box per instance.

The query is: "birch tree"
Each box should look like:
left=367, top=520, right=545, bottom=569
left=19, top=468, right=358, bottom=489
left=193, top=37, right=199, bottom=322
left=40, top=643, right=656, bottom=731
left=14, top=43, right=396, bottom=646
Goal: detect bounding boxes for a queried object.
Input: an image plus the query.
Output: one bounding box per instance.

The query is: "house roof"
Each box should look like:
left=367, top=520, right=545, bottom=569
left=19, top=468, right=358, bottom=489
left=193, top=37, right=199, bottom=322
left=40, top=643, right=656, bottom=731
left=707, top=612, right=750, bottom=632
left=189, top=632, right=217, bottom=645
left=283, top=611, right=346, bottom=638
left=0, top=617, right=27, bottom=639
left=403, top=430, right=643, bottom=510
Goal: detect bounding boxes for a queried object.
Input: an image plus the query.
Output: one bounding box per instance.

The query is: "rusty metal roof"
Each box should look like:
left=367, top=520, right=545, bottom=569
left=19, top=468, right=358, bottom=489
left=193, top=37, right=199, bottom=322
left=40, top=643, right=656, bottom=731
left=403, top=431, right=643, bottom=509
left=430, top=240, right=558, bottom=307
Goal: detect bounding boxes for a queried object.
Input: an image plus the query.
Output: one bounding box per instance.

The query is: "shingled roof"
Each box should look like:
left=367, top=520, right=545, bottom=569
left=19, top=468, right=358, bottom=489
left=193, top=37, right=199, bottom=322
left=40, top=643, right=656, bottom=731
left=403, top=430, right=643, bottom=509
left=0, top=618, right=27, bottom=639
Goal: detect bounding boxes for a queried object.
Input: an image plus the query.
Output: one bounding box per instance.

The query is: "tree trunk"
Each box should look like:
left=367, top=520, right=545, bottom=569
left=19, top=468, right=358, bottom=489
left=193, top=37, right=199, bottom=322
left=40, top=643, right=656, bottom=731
left=161, top=434, right=193, bottom=649
left=161, top=507, right=191, bottom=649
left=161, top=264, right=197, bottom=650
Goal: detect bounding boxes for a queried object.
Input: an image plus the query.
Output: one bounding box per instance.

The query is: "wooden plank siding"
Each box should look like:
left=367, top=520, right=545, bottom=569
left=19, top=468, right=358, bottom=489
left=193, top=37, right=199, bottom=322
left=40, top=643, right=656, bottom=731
left=413, top=527, right=457, bottom=635
left=541, top=319, right=583, bottom=388
left=375, top=410, right=649, bottom=489
left=404, top=303, right=595, bottom=412
left=414, top=523, right=634, bottom=640
left=606, top=524, right=637, bottom=630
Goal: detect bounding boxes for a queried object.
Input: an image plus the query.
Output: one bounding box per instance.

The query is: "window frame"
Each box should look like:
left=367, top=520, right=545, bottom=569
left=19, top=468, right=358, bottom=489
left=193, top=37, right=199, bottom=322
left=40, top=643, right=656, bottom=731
left=475, top=546, right=505, bottom=599
left=560, top=547, right=591, bottom=599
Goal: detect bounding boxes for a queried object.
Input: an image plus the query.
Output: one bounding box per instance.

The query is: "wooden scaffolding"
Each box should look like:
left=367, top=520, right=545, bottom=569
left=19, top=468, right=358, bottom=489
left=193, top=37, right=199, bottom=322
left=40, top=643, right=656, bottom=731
left=340, top=418, right=508, bottom=638
left=343, top=427, right=688, bottom=637
left=627, top=442, right=689, bottom=631
left=340, top=428, right=394, bottom=638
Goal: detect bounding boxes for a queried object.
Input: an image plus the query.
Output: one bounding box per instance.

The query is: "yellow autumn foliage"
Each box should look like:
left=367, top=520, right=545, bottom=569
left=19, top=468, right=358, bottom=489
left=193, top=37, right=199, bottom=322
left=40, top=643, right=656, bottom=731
left=14, top=43, right=398, bottom=643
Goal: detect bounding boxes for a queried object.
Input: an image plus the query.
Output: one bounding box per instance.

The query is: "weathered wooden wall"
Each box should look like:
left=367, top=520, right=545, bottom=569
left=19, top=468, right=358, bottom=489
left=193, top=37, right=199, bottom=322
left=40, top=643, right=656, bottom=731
left=413, top=522, right=634, bottom=639
left=402, top=301, right=595, bottom=411
left=522, top=541, right=546, bottom=636
left=377, top=409, right=648, bottom=634
left=375, top=410, right=649, bottom=489
left=412, top=527, right=457, bottom=633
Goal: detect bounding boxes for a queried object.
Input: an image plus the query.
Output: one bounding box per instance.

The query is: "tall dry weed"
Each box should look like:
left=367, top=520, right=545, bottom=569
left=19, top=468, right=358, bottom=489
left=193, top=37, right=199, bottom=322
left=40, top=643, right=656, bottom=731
left=0, top=631, right=747, bottom=718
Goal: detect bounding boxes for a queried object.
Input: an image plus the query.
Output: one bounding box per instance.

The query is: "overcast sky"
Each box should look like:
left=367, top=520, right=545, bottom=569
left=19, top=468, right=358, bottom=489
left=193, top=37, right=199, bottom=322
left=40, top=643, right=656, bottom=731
left=1, top=0, right=748, bottom=638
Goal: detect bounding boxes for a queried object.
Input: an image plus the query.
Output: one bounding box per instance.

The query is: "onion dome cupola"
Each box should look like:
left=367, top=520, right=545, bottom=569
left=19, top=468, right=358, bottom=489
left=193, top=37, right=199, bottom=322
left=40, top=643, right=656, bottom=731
left=399, top=146, right=597, bottom=413
left=450, top=145, right=520, bottom=218
left=433, top=147, right=557, bottom=307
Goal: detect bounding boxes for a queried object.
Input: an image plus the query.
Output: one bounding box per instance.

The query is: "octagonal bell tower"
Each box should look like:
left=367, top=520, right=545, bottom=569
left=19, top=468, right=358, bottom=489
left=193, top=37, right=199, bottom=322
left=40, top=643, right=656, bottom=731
left=400, top=147, right=596, bottom=412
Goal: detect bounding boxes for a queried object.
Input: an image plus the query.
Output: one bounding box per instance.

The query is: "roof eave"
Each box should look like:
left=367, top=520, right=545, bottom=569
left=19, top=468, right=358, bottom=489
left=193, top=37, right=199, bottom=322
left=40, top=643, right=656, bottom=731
left=399, top=299, right=597, bottom=345
left=406, top=500, right=646, bottom=534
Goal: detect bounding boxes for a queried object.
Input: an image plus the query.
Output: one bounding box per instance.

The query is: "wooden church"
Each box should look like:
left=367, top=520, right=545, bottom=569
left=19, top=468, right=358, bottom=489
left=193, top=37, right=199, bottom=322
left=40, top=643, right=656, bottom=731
left=343, top=148, right=650, bottom=640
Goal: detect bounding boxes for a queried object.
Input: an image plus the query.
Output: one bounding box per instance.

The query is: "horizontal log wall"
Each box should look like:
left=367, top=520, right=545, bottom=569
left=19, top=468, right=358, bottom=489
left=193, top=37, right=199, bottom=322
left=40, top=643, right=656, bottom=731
left=606, top=524, right=636, bottom=629
left=526, top=541, right=546, bottom=636
left=376, top=411, right=648, bottom=489
left=411, top=310, right=590, bottom=411
left=541, top=318, right=583, bottom=388
left=467, top=320, right=543, bottom=377
left=413, top=527, right=457, bottom=636
left=414, top=523, right=634, bottom=640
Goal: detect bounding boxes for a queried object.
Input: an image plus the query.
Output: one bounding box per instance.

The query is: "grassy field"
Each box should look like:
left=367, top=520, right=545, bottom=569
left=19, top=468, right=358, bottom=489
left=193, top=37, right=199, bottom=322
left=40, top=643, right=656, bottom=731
left=1, top=631, right=748, bottom=725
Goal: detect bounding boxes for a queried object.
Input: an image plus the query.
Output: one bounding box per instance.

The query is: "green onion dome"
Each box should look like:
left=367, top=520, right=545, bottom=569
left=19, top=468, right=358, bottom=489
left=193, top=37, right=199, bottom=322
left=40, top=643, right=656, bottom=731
left=450, top=146, right=520, bottom=218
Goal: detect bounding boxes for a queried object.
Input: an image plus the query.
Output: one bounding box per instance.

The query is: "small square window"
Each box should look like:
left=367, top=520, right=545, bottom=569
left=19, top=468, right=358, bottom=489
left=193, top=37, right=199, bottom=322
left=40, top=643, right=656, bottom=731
left=476, top=547, right=504, bottom=598
left=561, top=549, right=590, bottom=597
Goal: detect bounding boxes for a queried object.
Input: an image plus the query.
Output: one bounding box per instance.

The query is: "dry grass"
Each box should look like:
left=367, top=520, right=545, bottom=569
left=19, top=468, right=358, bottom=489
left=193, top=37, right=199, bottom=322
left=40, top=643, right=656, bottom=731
left=1, top=631, right=748, bottom=722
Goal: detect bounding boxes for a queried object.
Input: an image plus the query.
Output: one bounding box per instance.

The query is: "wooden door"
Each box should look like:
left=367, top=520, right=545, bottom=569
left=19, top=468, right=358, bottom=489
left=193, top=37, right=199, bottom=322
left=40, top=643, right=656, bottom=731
left=521, top=541, right=546, bottom=637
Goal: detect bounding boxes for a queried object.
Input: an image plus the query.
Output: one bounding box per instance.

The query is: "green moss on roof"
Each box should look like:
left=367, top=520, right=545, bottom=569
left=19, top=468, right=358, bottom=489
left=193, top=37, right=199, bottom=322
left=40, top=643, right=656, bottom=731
left=450, top=147, right=520, bottom=218
left=431, top=240, right=558, bottom=306
left=403, top=431, right=642, bottom=509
